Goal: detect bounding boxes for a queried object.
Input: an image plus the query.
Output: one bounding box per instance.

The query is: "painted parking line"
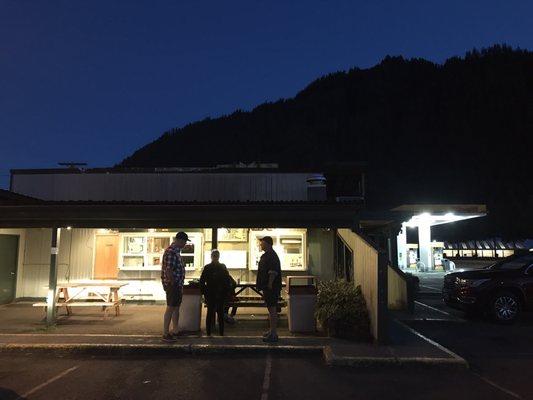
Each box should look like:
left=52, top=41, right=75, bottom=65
left=16, top=365, right=79, bottom=400
left=472, top=371, right=523, bottom=399
left=395, top=320, right=467, bottom=366
left=414, top=301, right=456, bottom=318
left=420, top=284, right=442, bottom=292
left=260, top=354, right=272, bottom=400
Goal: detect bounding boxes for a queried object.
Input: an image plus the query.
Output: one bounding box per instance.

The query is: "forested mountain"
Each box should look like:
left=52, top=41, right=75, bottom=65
left=120, top=45, right=533, bottom=240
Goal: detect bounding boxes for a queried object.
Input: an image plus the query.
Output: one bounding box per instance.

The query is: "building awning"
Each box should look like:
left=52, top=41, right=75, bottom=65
left=0, top=201, right=364, bottom=229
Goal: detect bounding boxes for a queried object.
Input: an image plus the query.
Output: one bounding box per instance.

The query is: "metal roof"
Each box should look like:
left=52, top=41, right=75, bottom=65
left=0, top=189, right=41, bottom=205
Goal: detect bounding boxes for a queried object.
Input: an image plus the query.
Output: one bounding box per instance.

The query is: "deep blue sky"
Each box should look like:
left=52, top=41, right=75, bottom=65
left=1, top=0, right=533, bottom=188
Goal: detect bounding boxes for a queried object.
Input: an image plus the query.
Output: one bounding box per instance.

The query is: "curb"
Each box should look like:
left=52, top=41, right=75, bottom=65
left=190, top=344, right=323, bottom=354
left=395, top=319, right=469, bottom=369
left=323, top=320, right=469, bottom=369
left=0, top=343, right=324, bottom=356
left=323, top=345, right=468, bottom=369
left=0, top=321, right=469, bottom=370
left=324, top=319, right=470, bottom=369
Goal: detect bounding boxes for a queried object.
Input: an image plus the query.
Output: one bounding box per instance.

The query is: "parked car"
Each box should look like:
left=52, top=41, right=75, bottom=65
left=442, top=252, right=533, bottom=323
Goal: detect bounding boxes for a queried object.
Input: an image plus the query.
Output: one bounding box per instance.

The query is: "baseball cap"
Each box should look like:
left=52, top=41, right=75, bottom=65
left=175, top=231, right=189, bottom=241
left=259, top=236, right=273, bottom=246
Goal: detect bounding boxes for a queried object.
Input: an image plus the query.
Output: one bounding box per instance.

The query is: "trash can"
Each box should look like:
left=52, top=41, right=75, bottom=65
left=287, top=276, right=318, bottom=333
left=177, top=283, right=202, bottom=333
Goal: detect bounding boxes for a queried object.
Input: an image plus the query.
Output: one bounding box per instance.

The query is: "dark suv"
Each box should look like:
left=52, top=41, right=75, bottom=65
left=443, top=252, right=533, bottom=323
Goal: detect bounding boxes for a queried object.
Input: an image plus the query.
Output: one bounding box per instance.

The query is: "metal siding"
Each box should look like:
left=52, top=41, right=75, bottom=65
left=11, top=173, right=313, bottom=202
left=307, top=228, right=334, bottom=280
left=59, top=229, right=95, bottom=281
left=19, top=229, right=51, bottom=297
left=19, top=228, right=96, bottom=297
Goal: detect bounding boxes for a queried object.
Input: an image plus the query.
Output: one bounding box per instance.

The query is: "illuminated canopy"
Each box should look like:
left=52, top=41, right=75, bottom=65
left=391, top=204, right=487, bottom=228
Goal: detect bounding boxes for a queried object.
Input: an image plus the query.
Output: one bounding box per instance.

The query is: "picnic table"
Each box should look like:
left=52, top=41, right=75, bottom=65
left=227, top=281, right=287, bottom=311
left=33, top=281, right=128, bottom=318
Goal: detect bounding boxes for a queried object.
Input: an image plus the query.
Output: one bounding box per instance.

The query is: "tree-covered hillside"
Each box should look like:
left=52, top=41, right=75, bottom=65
left=120, top=45, right=533, bottom=239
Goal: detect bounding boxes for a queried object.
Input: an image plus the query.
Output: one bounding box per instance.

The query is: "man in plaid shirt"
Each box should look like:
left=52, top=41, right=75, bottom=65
left=161, top=231, right=188, bottom=342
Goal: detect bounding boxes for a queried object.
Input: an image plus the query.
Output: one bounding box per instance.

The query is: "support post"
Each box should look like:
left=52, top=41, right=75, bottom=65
left=387, top=223, right=401, bottom=268
left=418, top=222, right=432, bottom=271
left=46, top=227, right=61, bottom=326
left=376, top=251, right=389, bottom=344
left=396, top=223, right=408, bottom=270
left=211, top=228, right=218, bottom=250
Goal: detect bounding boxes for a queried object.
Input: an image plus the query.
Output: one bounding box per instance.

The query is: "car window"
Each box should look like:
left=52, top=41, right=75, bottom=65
left=497, top=255, right=533, bottom=271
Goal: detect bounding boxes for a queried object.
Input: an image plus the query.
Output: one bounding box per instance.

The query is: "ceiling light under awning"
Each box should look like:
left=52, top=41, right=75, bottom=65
left=404, top=212, right=485, bottom=228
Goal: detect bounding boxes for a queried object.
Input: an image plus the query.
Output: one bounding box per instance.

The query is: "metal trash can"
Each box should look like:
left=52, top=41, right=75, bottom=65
left=178, top=284, right=202, bottom=333
left=287, top=276, right=318, bottom=333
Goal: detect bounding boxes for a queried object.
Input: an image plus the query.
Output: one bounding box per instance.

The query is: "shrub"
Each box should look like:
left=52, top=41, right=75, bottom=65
left=315, top=280, right=371, bottom=341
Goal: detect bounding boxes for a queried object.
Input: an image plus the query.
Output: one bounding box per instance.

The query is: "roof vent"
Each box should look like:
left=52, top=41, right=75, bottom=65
left=307, top=174, right=327, bottom=201
left=58, top=162, right=87, bottom=169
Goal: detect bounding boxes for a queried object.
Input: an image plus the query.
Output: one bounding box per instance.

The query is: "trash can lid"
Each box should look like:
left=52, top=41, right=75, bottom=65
left=287, top=285, right=318, bottom=295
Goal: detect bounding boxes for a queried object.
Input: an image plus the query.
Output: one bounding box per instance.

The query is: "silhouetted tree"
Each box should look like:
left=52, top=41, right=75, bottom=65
left=119, top=45, right=533, bottom=240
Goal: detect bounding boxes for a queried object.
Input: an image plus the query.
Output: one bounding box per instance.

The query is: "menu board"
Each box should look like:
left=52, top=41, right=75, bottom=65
left=203, top=250, right=247, bottom=269
left=119, top=232, right=202, bottom=270
left=249, top=229, right=307, bottom=271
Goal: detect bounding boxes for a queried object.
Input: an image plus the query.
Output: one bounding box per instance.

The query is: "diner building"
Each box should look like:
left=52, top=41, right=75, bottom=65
left=0, top=163, right=485, bottom=341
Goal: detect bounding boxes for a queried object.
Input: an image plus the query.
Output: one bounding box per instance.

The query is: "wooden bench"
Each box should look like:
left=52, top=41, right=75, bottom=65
left=202, top=297, right=287, bottom=309
left=227, top=300, right=287, bottom=308
left=33, top=301, right=121, bottom=317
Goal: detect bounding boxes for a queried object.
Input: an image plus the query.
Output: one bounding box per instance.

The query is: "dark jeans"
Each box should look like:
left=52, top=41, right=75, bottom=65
left=206, top=298, right=225, bottom=336
left=224, top=305, right=237, bottom=317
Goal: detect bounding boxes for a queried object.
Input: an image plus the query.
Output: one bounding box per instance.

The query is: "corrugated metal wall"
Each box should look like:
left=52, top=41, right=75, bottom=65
left=11, top=173, right=315, bottom=202
left=17, top=228, right=335, bottom=299
left=307, top=229, right=335, bottom=280
left=18, top=228, right=95, bottom=297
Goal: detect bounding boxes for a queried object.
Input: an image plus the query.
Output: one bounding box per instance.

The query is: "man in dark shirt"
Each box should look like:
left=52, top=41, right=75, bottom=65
left=200, top=250, right=231, bottom=336
left=256, top=236, right=282, bottom=342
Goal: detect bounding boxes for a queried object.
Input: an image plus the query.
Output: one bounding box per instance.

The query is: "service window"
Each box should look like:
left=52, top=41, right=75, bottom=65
left=119, top=232, right=202, bottom=271
left=249, top=229, right=307, bottom=271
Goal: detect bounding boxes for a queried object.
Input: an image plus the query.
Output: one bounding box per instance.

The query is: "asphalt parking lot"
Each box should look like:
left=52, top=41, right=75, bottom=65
left=1, top=272, right=531, bottom=400
left=0, top=353, right=522, bottom=400
left=410, top=272, right=533, bottom=400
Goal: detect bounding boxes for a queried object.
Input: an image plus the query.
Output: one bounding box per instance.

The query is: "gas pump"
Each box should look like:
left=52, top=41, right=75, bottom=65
left=431, top=242, right=445, bottom=271
left=406, top=244, right=418, bottom=270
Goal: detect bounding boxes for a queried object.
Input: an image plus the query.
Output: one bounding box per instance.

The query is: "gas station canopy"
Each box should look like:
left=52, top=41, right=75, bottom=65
left=393, top=204, right=487, bottom=271
left=392, top=204, right=486, bottom=227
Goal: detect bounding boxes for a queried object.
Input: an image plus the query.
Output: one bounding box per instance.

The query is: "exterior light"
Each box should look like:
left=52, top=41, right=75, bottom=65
left=418, top=212, right=431, bottom=222
left=66, top=226, right=72, bottom=230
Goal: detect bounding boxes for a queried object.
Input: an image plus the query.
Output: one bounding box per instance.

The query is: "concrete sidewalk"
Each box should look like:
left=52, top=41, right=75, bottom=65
left=0, top=302, right=467, bottom=368
left=324, top=319, right=467, bottom=368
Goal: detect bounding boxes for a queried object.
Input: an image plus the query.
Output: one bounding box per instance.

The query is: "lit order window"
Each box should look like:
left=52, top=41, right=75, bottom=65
left=119, top=231, right=202, bottom=271
left=249, top=229, right=307, bottom=271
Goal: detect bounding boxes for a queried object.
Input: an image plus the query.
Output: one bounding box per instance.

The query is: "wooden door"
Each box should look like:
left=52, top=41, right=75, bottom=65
left=94, top=235, right=119, bottom=279
left=0, top=235, right=19, bottom=304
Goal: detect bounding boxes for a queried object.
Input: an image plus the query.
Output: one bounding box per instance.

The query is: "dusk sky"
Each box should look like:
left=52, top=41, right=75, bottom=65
left=1, top=0, right=533, bottom=188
